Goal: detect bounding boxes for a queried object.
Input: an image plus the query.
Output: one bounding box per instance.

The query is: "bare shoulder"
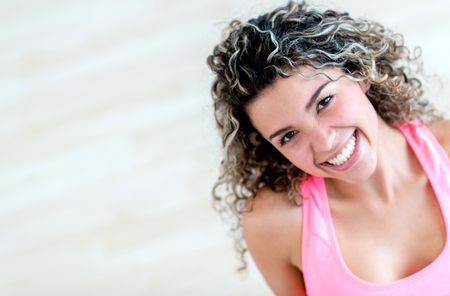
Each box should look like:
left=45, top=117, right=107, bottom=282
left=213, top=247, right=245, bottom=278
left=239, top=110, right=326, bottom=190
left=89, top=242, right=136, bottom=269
left=242, top=187, right=302, bottom=267
left=242, top=186, right=301, bottom=227
left=427, top=119, right=450, bottom=157
left=242, top=187, right=306, bottom=295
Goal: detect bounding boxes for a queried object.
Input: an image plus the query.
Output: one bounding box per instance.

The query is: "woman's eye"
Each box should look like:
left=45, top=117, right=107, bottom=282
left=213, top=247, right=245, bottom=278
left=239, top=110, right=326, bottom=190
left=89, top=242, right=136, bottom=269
left=317, top=95, right=333, bottom=112
left=280, top=130, right=298, bottom=146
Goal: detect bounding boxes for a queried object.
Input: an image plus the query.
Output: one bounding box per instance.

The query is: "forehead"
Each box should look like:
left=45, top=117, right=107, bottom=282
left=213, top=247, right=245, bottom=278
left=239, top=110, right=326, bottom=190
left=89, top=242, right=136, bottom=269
left=246, top=67, right=343, bottom=121
left=255, top=66, right=344, bottom=102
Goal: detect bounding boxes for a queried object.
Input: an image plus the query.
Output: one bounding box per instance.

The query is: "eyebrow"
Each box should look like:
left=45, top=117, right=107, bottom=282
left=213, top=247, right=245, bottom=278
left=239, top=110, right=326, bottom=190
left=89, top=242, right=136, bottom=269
left=268, top=80, right=332, bottom=142
left=269, top=126, right=293, bottom=141
left=305, top=80, right=332, bottom=111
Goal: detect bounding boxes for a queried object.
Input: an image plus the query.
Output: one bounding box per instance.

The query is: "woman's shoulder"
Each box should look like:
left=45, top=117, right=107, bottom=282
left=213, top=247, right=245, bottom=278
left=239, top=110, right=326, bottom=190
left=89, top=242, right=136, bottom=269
left=242, top=186, right=303, bottom=269
left=242, top=187, right=302, bottom=234
left=426, top=119, right=450, bottom=157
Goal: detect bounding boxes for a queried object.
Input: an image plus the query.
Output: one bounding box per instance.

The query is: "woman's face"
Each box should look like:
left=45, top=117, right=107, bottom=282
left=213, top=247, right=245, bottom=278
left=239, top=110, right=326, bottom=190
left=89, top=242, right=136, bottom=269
left=246, top=67, right=379, bottom=183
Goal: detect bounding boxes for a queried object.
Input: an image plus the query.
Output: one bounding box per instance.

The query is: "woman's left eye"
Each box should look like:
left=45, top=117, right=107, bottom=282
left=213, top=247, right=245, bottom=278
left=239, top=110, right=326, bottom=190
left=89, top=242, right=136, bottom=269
left=316, top=95, right=333, bottom=112
left=279, top=130, right=298, bottom=146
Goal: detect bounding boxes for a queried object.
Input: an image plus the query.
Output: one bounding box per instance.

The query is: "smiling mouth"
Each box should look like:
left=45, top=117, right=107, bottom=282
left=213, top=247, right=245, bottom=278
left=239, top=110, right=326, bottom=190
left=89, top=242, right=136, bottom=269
left=324, top=131, right=357, bottom=166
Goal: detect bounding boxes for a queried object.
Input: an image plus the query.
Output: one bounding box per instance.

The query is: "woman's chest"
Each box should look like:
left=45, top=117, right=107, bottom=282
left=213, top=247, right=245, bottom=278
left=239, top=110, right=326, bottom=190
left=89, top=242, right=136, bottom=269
left=331, top=185, right=447, bottom=283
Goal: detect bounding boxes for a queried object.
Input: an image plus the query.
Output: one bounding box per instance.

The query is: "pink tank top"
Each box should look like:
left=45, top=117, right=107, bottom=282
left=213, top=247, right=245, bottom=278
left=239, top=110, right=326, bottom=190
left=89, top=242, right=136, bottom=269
left=301, top=123, right=450, bottom=295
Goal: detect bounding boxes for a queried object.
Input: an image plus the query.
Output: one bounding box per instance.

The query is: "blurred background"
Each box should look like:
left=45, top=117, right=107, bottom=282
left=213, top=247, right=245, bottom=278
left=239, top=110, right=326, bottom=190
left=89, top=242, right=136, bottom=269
left=1, top=0, right=449, bottom=295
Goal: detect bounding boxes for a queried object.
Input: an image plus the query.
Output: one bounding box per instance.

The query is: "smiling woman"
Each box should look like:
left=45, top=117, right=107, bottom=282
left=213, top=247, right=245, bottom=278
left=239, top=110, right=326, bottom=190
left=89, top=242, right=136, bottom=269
left=246, top=67, right=378, bottom=183
left=207, top=1, right=450, bottom=295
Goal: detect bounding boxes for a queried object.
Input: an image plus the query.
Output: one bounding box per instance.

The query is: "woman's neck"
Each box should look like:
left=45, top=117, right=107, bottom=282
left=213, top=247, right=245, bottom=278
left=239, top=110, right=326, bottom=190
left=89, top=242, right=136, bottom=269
left=326, top=119, right=423, bottom=209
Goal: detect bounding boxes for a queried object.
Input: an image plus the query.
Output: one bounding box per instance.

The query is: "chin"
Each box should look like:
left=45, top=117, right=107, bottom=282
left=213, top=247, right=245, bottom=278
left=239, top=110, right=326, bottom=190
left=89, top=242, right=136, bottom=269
left=346, top=159, right=377, bottom=184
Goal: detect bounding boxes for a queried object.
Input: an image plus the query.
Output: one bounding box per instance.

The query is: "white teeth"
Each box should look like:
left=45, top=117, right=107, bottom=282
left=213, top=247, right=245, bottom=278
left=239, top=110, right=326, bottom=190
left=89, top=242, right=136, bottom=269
left=327, top=134, right=356, bottom=166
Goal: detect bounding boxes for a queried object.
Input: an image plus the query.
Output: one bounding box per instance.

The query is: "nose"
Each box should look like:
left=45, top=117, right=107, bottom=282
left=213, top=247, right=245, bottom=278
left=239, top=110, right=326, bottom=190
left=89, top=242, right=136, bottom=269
left=310, top=127, right=335, bottom=153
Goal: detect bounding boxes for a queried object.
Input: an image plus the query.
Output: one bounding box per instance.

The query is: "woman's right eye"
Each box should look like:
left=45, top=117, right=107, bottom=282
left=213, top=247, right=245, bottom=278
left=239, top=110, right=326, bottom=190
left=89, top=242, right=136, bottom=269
left=279, top=130, right=298, bottom=146
left=316, top=95, right=333, bottom=112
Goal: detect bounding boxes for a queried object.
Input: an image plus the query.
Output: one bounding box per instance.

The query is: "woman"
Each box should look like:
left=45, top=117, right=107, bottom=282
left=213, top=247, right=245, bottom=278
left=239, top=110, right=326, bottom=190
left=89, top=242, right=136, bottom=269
left=207, top=1, right=450, bottom=295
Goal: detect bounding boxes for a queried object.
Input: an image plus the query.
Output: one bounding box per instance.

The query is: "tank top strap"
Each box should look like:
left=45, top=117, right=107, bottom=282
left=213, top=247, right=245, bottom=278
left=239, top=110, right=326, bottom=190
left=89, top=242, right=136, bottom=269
left=398, top=121, right=450, bottom=231
left=398, top=122, right=450, bottom=177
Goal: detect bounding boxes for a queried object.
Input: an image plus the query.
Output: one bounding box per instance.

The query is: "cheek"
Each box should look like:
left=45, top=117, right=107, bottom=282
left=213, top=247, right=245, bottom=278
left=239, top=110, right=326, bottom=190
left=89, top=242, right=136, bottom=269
left=280, top=145, right=318, bottom=172
left=333, top=93, right=377, bottom=124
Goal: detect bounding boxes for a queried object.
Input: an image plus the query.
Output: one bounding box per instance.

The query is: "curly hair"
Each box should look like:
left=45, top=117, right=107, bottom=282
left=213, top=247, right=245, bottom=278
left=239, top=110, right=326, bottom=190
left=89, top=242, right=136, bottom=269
left=206, top=1, right=439, bottom=272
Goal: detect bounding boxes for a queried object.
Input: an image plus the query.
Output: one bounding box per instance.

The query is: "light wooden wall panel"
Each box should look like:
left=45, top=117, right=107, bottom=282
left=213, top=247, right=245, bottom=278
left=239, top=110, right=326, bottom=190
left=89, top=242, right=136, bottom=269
left=1, top=0, right=449, bottom=295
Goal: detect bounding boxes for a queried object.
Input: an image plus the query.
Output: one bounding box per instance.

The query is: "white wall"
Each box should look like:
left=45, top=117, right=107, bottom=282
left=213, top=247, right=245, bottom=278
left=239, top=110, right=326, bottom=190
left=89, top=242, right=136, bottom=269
left=0, top=0, right=449, bottom=295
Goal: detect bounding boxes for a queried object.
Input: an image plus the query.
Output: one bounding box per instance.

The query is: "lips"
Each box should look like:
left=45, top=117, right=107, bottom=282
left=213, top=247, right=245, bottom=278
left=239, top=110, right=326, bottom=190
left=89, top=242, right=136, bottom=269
left=320, top=130, right=360, bottom=170
left=326, top=133, right=356, bottom=166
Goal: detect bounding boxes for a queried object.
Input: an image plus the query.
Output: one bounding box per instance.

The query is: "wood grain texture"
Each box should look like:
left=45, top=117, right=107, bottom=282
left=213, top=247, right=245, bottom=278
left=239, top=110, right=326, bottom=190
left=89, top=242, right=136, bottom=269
left=0, top=0, right=449, bottom=295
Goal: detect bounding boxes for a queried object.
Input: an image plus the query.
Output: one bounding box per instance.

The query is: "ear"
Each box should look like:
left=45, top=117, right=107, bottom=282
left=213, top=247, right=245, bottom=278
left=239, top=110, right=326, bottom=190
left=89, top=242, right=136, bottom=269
left=359, top=79, right=371, bottom=93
